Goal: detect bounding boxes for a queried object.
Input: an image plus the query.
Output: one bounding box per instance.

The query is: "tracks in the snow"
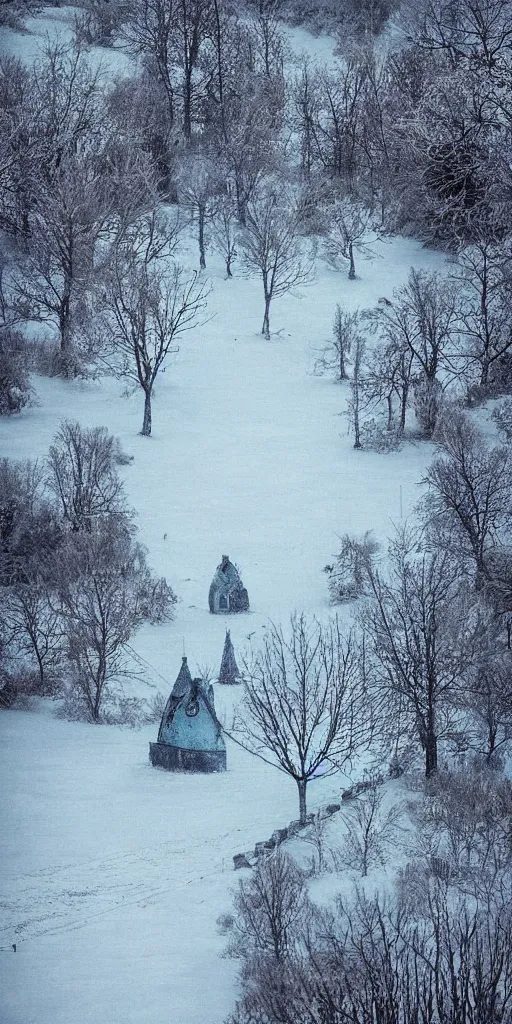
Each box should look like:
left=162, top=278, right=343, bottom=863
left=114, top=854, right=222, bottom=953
left=0, top=827, right=246, bottom=943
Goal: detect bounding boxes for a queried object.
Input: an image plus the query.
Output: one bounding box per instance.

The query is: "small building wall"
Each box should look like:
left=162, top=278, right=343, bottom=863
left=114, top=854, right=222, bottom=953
left=161, top=698, right=225, bottom=752
left=149, top=742, right=226, bottom=773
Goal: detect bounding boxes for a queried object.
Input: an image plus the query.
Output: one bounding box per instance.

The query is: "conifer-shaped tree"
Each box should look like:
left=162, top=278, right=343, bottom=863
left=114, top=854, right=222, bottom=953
left=218, top=630, right=240, bottom=685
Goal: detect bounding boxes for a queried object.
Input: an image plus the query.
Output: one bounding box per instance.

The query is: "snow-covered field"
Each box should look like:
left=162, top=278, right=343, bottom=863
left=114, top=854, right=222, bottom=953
left=0, top=12, right=451, bottom=1024
left=0, top=234, right=445, bottom=1024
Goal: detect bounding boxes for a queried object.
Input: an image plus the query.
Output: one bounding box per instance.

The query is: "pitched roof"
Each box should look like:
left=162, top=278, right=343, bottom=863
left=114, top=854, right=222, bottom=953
left=172, top=656, right=193, bottom=698
left=210, top=556, right=242, bottom=592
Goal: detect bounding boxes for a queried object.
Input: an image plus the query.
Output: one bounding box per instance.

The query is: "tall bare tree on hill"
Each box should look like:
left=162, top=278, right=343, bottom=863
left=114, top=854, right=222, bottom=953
left=232, top=614, right=370, bottom=823
left=241, top=191, right=313, bottom=339
left=103, top=213, right=209, bottom=436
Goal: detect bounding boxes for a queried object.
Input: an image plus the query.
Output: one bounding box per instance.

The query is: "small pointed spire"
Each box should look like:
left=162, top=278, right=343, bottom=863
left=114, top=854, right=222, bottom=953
left=218, top=629, right=241, bottom=684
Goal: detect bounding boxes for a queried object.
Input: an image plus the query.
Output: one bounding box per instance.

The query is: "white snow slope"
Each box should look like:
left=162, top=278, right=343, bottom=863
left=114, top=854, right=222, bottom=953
left=0, top=15, right=449, bottom=1024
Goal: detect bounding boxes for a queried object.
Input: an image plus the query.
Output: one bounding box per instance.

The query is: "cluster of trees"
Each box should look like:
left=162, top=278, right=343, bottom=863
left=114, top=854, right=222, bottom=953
left=2, top=0, right=512, bottom=433
left=226, top=398, right=512, bottom=826
left=0, top=420, right=176, bottom=720
left=225, top=404, right=512, bottom=1024
left=225, top=817, right=512, bottom=1023
left=315, top=252, right=512, bottom=448
left=324, top=405, right=512, bottom=776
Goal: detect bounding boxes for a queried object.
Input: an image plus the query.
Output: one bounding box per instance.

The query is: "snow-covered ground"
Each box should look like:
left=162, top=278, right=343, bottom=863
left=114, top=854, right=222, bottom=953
left=0, top=232, right=446, bottom=1024
left=0, top=11, right=452, bottom=1024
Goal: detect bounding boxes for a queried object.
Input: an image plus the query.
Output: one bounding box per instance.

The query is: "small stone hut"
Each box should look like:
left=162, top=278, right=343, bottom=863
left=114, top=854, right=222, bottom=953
left=208, top=555, right=249, bottom=614
left=149, top=656, right=226, bottom=772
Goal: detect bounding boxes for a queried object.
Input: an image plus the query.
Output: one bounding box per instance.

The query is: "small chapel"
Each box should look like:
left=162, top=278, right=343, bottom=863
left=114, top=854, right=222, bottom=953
left=149, top=656, right=226, bottom=772
left=208, top=555, right=249, bottom=614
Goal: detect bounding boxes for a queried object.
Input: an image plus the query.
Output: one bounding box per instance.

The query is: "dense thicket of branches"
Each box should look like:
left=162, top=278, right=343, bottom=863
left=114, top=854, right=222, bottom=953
left=0, top=421, right=176, bottom=717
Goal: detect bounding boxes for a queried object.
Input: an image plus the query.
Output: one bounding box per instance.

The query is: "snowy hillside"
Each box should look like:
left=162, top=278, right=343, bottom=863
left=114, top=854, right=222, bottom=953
left=0, top=235, right=446, bottom=1024
left=2, top=3, right=505, bottom=1024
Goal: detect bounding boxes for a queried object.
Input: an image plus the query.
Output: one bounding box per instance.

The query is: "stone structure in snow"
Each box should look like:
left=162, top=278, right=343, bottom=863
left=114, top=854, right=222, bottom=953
left=218, top=629, right=241, bottom=685
left=149, top=656, right=226, bottom=772
left=208, top=555, right=249, bottom=614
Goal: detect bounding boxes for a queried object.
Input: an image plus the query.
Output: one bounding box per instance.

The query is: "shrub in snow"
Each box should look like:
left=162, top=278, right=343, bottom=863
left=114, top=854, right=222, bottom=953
left=72, top=0, right=129, bottom=47
left=0, top=331, right=32, bottom=415
left=413, top=376, right=444, bottom=437
left=46, top=420, right=129, bottom=532
left=136, top=574, right=177, bottom=624
left=492, top=398, right=512, bottom=442
left=325, top=531, right=378, bottom=603
left=336, top=785, right=405, bottom=876
left=360, top=417, right=403, bottom=452
left=145, top=690, right=167, bottom=723
left=228, top=849, right=309, bottom=962
left=412, top=768, right=512, bottom=882
left=0, top=0, right=42, bottom=28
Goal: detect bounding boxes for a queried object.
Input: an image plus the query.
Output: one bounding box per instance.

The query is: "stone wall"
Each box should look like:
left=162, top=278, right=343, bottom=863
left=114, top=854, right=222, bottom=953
left=232, top=775, right=385, bottom=868
left=149, top=742, right=226, bottom=773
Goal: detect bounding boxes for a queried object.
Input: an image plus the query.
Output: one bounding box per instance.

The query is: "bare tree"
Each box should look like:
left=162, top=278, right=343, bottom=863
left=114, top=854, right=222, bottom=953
left=232, top=614, right=370, bottom=824
left=363, top=269, right=459, bottom=435
left=339, top=784, right=405, bottom=876
left=363, top=531, right=475, bottom=776
left=229, top=850, right=308, bottom=963
left=123, top=0, right=177, bottom=128
left=12, top=150, right=113, bottom=360
left=347, top=330, right=366, bottom=448
left=212, top=195, right=238, bottom=277
left=0, top=457, right=60, bottom=586
left=229, top=878, right=512, bottom=1024
left=241, top=190, right=313, bottom=339
left=452, top=239, right=512, bottom=393
left=324, top=197, right=375, bottom=279
left=314, top=304, right=356, bottom=381
left=325, top=531, right=378, bottom=602
left=103, top=216, right=209, bottom=435
left=177, top=150, right=223, bottom=268
left=406, top=0, right=512, bottom=71
left=361, top=331, right=415, bottom=432
left=424, top=409, right=512, bottom=581
left=46, top=420, right=128, bottom=532
left=56, top=516, right=170, bottom=721
left=465, top=652, right=512, bottom=764
left=1, top=573, right=63, bottom=692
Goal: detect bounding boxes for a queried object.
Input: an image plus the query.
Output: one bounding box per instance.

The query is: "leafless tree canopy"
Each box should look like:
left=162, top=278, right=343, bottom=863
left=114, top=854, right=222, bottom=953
left=424, top=409, right=512, bottom=580
left=46, top=420, right=128, bottom=532
left=241, top=190, right=313, bottom=339
left=362, top=531, right=478, bottom=776
left=232, top=614, right=370, bottom=823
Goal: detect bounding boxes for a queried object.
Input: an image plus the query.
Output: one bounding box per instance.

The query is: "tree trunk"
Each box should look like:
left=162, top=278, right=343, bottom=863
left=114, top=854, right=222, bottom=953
left=183, top=69, right=192, bottom=139
left=198, top=205, right=206, bottom=269
left=486, top=723, right=498, bottom=765
left=348, top=242, right=356, bottom=280
left=59, top=291, right=72, bottom=352
left=400, top=384, right=408, bottom=430
left=297, top=778, right=307, bottom=824
left=262, top=295, right=271, bottom=339
left=480, top=358, right=490, bottom=389
left=225, top=255, right=233, bottom=278
left=425, top=729, right=438, bottom=777
left=339, top=349, right=346, bottom=380
left=35, top=645, right=45, bottom=690
left=141, top=389, right=152, bottom=437
left=387, top=393, right=393, bottom=430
